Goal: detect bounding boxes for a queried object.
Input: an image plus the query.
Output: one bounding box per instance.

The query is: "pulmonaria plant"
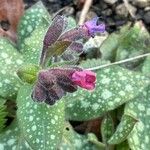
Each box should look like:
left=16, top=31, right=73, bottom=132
left=32, top=15, right=104, bottom=105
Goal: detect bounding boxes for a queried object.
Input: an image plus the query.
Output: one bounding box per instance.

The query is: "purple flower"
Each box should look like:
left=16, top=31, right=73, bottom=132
left=82, top=17, right=105, bottom=37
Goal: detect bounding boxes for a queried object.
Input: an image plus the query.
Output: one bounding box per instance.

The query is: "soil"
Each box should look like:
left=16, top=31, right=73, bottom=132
left=23, top=0, right=150, bottom=32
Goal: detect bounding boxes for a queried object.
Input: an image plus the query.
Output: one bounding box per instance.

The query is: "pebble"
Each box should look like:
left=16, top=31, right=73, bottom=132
left=143, top=11, right=150, bottom=24
left=104, top=0, right=118, bottom=5
left=131, top=0, right=150, bottom=8
left=116, top=4, right=128, bottom=17
left=101, top=8, right=112, bottom=16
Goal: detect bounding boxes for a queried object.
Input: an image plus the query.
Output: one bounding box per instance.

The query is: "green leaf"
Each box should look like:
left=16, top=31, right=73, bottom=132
left=65, top=17, right=76, bottom=30
left=116, top=141, right=130, bottom=150
left=0, top=98, right=7, bottom=132
left=17, top=64, right=40, bottom=84
left=17, top=84, right=65, bottom=150
left=21, top=25, right=48, bottom=64
left=100, top=33, right=119, bottom=61
left=80, top=59, right=110, bottom=70
left=108, top=115, right=137, bottom=144
left=125, top=86, right=150, bottom=150
left=59, top=123, right=100, bottom=150
left=101, top=114, right=114, bottom=144
left=115, top=22, right=150, bottom=68
left=142, top=56, right=150, bottom=74
left=44, top=41, right=72, bottom=66
left=65, top=65, right=149, bottom=121
left=0, top=38, right=23, bottom=99
left=0, top=121, right=30, bottom=150
left=17, top=1, right=50, bottom=47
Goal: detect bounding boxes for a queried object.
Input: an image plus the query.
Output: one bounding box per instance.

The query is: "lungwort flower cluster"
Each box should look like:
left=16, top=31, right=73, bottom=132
left=32, top=15, right=105, bottom=105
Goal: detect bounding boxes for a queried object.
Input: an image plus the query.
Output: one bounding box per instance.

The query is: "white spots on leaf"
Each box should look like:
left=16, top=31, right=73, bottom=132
left=92, top=103, right=99, bottom=110
left=119, top=91, right=126, bottom=96
left=31, top=125, right=37, bottom=131
left=1, top=52, right=8, bottom=58
left=108, top=101, right=113, bottom=107
left=51, top=119, right=56, bottom=125
left=36, top=139, right=40, bottom=143
left=50, top=135, right=55, bottom=140
left=146, top=108, right=150, bottom=115
left=0, top=144, right=4, bottom=150
left=137, top=104, right=145, bottom=111
left=12, top=146, right=16, bottom=150
left=114, top=98, right=121, bottom=103
left=7, top=139, right=16, bottom=146
left=4, top=79, right=11, bottom=84
left=101, top=77, right=110, bottom=84
left=54, top=115, right=58, bottom=120
left=16, top=59, right=23, bottom=65
left=1, top=70, right=6, bottom=74
left=145, top=136, right=149, bottom=143
left=81, top=101, right=90, bottom=108
left=5, top=59, right=12, bottom=64
left=101, top=89, right=112, bottom=99
left=132, top=133, right=140, bottom=146
left=29, top=116, right=34, bottom=121
left=125, top=85, right=133, bottom=91
left=26, top=102, right=30, bottom=107
left=0, top=82, right=2, bottom=88
left=120, top=76, right=127, bottom=81
left=27, top=25, right=33, bottom=33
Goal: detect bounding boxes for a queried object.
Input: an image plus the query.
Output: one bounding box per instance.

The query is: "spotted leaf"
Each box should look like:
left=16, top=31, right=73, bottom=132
left=17, top=84, right=65, bottom=150
left=115, top=22, right=150, bottom=68
left=0, top=121, right=31, bottom=150
left=108, top=115, right=137, bottom=144
left=21, top=25, right=48, bottom=64
left=0, top=38, right=23, bottom=99
left=17, top=1, right=50, bottom=47
left=0, top=98, right=7, bottom=132
left=116, top=141, right=130, bottom=150
left=125, top=86, right=150, bottom=150
left=65, top=65, right=149, bottom=121
left=59, top=123, right=100, bottom=150
left=142, top=56, right=150, bottom=74
left=101, top=114, right=114, bottom=144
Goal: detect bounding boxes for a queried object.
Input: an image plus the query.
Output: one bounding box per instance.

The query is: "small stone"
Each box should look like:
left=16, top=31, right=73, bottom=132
left=62, top=7, right=74, bottom=16
left=101, top=9, right=112, bottom=16
left=116, top=4, right=128, bottom=17
left=143, top=11, right=150, bottom=24
left=131, top=0, right=150, bottom=8
left=104, top=0, right=118, bottom=5
left=144, top=6, right=150, bottom=11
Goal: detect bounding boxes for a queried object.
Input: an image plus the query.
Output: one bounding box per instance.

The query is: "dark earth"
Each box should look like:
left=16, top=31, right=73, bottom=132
left=24, top=0, right=150, bottom=32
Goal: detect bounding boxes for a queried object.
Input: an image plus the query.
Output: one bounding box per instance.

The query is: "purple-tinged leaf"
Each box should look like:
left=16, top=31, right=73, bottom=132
left=32, top=82, right=47, bottom=102
left=38, top=70, right=56, bottom=88
left=40, top=15, right=67, bottom=65
left=45, top=85, right=66, bottom=105
left=69, top=42, right=83, bottom=54
left=44, top=15, right=67, bottom=48
left=59, top=27, right=88, bottom=41
left=42, top=41, right=72, bottom=66
left=57, top=75, right=77, bottom=93
left=62, top=51, right=79, bottom=61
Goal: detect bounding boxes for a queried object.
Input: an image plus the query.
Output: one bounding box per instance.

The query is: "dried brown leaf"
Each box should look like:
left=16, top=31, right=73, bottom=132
left=0, top=0, right=24, bottom=42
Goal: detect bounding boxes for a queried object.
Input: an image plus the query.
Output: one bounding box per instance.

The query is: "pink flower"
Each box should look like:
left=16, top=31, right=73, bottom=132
left=71, top=70, right=96, bottom=90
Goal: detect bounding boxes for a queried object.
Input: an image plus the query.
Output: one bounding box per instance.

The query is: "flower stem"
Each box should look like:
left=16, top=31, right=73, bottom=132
left=87, top=53, right=150, bottom=71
